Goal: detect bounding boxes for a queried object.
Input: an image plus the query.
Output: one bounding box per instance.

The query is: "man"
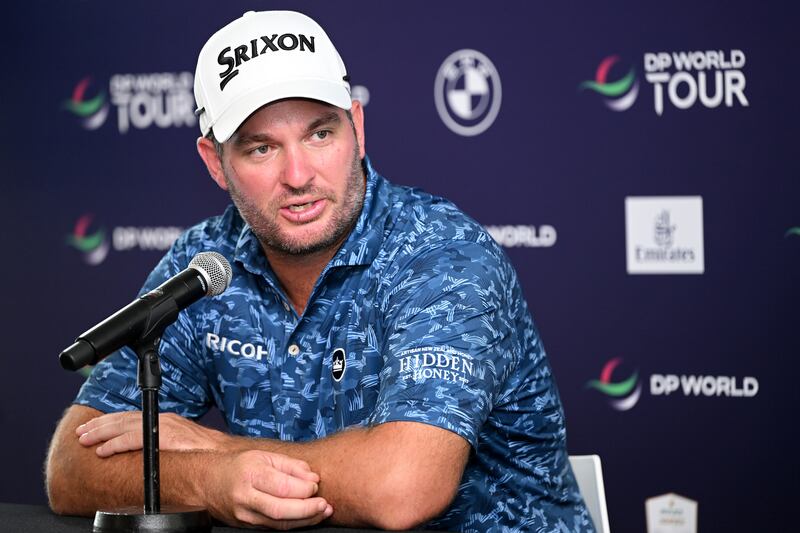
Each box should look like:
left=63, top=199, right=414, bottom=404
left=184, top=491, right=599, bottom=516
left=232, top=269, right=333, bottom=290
left=46, top=10, right=593, bottom=532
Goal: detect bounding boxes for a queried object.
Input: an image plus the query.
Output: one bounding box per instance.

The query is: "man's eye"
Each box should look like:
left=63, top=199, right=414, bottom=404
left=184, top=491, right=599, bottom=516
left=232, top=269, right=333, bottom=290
left=312, top=130, right=330, bottom=141
left=252, top=145, right=269, bottom=155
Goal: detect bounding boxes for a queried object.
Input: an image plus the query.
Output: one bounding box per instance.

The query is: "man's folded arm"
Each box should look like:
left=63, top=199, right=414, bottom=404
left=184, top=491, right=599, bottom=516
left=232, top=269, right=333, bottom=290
left=71, top=408, right=470, bottom=530
left=45, top=404, right=331, bottom=529
left=47, top=405, right=146, bottom=515
left=228, top=420, right=471, bottom=530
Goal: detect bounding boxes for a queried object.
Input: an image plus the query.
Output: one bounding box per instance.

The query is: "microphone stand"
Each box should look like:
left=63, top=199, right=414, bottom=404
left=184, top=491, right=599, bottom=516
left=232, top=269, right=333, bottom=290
left=92, top=333, right=212, bottom=532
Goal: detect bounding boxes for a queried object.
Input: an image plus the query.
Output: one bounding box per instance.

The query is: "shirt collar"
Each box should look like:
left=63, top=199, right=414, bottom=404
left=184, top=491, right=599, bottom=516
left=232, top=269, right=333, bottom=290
left=233, top=155, right=389, bottom=277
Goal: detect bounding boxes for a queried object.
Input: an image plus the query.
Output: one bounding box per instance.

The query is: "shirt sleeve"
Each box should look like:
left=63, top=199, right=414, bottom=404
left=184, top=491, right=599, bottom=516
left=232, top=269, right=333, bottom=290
left=74, top=244, right=213, bottom=419
left=370, top=239, right=523, bottom=447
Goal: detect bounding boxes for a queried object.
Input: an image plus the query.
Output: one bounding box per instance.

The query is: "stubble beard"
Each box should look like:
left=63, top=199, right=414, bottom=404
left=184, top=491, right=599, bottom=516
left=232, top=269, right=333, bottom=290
left=225, top=145, right=365, bottom=257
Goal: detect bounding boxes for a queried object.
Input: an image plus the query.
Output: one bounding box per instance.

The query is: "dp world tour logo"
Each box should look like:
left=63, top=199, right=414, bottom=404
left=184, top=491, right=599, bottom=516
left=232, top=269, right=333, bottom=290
left=67, top=214, right=109, bottom=266
left=434, top=49, right=502, bottom=137
left=63, top=77, right=109, bottom=130
left=580, top=55, right=639, bottom=111
left=586, top=357, right=642, bottom=411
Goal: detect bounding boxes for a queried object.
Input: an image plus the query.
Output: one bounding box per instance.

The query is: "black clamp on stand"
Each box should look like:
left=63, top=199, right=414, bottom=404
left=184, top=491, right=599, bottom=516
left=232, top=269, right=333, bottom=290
left=92, top=335, right=212, bottom=532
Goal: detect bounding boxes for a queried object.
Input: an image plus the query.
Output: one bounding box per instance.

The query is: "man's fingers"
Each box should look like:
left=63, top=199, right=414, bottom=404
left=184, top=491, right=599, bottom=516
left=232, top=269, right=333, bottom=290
left=75, top=414, right=107, bottom=435
left=77, top=423, right=120, bottom=446
left=95, top=429, right=144, bottom=457
left=244, top=492, right=331, bottom=523
left=262, top=505, right=333, bottom=530
left=251, top=465, right=319, bottom=499
left=269, top=453, right=320, bottom=483
left=233, top=506, right=330, bottom=531
left=76, top=411, right=141, bottom=441
left=77, top=414, right=140, bottom=446
left=74, top=411, right=144, bottom=456
left=75, top=410, right=139, bottom=436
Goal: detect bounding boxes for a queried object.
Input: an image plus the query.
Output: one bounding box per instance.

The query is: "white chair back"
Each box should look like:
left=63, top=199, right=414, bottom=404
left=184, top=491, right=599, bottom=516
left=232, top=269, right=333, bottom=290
left=569, top=454, right=611, bottom=533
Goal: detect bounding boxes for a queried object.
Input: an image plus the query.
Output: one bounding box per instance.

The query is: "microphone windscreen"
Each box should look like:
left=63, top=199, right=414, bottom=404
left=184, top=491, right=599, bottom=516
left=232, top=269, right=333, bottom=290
left=189, top=252, right=232, bottom=296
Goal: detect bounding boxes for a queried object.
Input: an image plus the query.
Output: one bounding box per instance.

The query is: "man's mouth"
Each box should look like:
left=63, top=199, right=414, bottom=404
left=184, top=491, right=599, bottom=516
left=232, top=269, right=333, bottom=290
left=279, top=198, right=328, bottom=223
left=288, top=201, right=316, bottom=212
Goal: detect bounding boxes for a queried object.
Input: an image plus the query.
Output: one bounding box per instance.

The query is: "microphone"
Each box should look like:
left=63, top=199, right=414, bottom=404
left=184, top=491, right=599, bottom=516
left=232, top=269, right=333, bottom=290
left=59, top=252, right=232, bottom=371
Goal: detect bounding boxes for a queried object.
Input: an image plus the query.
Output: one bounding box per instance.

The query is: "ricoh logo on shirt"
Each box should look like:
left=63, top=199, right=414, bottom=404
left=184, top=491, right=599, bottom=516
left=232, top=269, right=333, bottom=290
left=218, top=34, right=316, bottom=90
left=397, top=347, right=480, bottom=385
left=625, top=196, right=705, bottom=275
left=206, top=333, right=271, bottom=361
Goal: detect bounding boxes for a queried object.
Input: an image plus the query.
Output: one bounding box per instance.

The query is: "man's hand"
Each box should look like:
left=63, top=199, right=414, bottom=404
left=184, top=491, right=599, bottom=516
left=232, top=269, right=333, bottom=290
left=76, top=410, right=228, bottom=457
left=204, top=450, right=333, bottom=529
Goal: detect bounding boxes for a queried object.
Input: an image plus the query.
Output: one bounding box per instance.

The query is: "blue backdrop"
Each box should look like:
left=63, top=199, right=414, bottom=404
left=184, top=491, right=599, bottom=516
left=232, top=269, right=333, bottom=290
left=1, top=1, right=798, bottom=531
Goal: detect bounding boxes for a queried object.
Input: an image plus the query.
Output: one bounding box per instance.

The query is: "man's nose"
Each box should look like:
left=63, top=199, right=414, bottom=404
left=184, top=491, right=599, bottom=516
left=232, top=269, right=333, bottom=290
left=280, top=145, right=314, bottom=190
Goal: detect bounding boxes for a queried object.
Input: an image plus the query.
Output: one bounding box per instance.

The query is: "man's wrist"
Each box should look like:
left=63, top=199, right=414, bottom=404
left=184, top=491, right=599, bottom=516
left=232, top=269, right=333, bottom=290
left=162, top=450, right=222, bottom=508
left=216, top=432, right=284, bottom=454
left=207, top=427, right=234, bottom=452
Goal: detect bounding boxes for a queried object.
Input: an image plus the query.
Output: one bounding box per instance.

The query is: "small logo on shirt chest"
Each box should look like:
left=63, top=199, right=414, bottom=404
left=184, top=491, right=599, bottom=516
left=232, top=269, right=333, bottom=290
left=332, top=348, right=346, bottom=382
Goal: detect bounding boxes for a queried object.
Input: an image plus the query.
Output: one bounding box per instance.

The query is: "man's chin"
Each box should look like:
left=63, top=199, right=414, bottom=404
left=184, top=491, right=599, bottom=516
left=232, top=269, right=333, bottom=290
left=262, top=228, right=339, bottom=256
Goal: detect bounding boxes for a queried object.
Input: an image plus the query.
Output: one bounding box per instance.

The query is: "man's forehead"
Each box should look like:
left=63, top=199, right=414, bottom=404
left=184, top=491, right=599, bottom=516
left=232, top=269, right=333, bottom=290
left=232, top=98, right=345, bottom=139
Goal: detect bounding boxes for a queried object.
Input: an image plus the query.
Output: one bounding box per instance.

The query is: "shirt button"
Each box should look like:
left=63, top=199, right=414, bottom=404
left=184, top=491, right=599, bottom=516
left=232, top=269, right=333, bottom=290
left=288, top=344, right=300, bottom=356
left=283, top=301, right=290, bottom=312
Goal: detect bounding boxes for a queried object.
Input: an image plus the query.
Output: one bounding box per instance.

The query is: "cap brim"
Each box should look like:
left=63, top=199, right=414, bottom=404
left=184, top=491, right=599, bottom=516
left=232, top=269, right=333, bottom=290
left=211, top=79, right=352, bottom=143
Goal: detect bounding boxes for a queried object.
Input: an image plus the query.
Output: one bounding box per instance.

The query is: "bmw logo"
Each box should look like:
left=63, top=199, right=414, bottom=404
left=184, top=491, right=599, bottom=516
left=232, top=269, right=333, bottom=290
left=434, top=49, right=502, bottom=137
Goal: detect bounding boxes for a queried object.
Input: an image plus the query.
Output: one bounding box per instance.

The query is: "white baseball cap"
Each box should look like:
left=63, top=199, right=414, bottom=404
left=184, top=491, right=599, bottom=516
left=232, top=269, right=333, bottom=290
left=194, top=10, right=352, bottom=143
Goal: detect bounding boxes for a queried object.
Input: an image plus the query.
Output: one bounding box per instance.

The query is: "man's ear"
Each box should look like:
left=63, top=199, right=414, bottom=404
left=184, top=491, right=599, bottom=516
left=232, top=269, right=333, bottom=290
left=196, top=136, right=229, bottom=191
left=350, top=100, right=366, bottom=159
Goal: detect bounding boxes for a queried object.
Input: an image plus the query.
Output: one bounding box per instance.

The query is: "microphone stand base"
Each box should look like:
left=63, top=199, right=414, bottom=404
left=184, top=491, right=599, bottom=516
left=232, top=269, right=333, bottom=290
left=93, top=506, right=212, bottom=532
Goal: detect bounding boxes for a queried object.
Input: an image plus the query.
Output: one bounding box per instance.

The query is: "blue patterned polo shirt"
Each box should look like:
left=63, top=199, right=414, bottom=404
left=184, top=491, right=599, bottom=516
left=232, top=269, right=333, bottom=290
left=75, top=157, right=593, bottom=532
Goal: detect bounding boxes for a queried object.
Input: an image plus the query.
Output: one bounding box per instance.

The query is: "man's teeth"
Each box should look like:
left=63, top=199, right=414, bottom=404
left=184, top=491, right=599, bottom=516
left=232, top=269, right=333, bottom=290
left=288, top=201, right=314, bottom=212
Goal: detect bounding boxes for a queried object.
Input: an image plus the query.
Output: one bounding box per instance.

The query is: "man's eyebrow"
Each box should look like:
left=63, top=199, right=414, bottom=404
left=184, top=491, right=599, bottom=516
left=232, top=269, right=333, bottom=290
left=232, top=133, right=273, bottom=147
left=306, top=111, right=341, bottom=133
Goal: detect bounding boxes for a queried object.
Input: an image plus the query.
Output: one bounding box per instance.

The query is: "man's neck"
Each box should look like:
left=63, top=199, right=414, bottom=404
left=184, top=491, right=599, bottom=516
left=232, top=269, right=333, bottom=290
left=262, top=245, right=339, bottom=317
